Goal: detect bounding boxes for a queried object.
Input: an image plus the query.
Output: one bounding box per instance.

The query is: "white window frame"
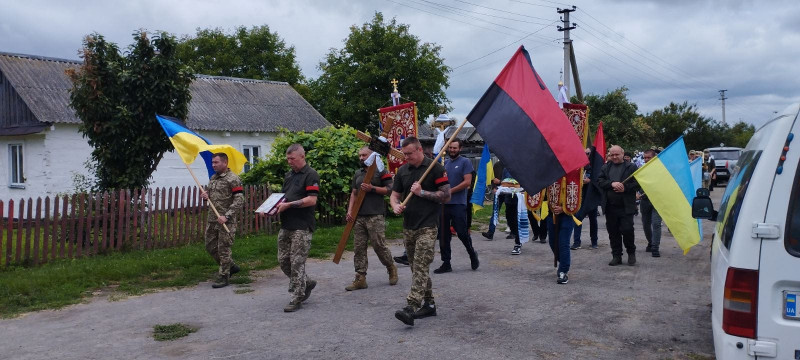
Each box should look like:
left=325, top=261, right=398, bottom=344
left=8, top=143, right=25, bottom=188
left=242, top=145, right=261, bottom=172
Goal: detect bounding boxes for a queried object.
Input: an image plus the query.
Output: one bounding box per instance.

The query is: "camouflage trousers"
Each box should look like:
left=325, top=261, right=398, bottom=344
left=403, top=226, right=437, bottom=311
left=278, top=229, right=312, bottom=301
left=205, top=222, right=236, bottom=277
left=353, top=215, right=394, bottom=276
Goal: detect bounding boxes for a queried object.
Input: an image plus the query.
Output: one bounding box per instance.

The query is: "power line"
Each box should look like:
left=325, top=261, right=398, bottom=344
left=416, top=0, right=552, bottom=25
left=452, top=0, right=552, bottom=22
left=403, top=0, right=554, bottom=39
left=453, top=20, right=559, bottom=70
left=510, top=0, right=564, bottom=9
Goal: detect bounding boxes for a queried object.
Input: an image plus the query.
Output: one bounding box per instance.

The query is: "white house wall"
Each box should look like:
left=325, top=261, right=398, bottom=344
left=0, top=124, right=277, bottom=201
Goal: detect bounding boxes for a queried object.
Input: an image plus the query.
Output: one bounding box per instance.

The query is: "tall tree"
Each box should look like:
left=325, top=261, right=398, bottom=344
left=176, top=25, right=308, bottom=98
left=581, top=86, right=653, bottom=150
left=176, top=25, right=302, bottom=83
left=67, top=31, right=193, bottom=191
left=309, top=12, right=451, bottom=133
left=724, top=121, right=756, bottom=148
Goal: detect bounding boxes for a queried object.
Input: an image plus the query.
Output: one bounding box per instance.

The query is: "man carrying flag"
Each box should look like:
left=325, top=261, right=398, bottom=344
left=200, top=153, right=244, bottom=288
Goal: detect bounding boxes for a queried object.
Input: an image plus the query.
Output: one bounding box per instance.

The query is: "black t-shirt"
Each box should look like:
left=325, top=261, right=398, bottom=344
left=280, top=164, right=320, bottom=232
left=351, top=167, right=393, bottom=216
left=392, top=157, right=448, bottom=230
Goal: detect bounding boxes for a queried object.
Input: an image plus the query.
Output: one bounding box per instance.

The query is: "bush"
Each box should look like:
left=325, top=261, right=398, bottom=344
left=241, top=125, right=370, bottom=218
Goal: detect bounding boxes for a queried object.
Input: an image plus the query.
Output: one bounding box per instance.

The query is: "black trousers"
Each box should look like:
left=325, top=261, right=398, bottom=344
left=438, top=204, right=476, bottom=262
left=505, top=194, right=519, bottom=243
left=605, top=206, right=636, bottom=256
left=528, top=211, right=548, bottom=240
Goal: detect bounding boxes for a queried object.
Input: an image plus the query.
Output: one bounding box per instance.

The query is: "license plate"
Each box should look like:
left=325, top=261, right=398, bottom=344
left=785, top=291, right=799, bottom=320
left=717, top=170, right=728, bottom=176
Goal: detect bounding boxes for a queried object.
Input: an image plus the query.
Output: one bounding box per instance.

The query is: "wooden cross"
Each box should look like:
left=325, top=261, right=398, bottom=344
left=332, top=120, right=404, bottom=264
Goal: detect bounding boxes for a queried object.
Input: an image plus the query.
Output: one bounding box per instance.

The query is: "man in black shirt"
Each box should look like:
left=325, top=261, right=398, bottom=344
left=344, top=146, right=398, bottom=291
left=598, top=145, right=640, bottom=266
left=390, top=137, right=450, bottom=326
left=276, top=144, right=320, bottom=312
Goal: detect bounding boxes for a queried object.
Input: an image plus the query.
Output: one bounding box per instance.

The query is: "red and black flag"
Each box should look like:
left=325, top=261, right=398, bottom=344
left=467, top=46, right=588, bottom=194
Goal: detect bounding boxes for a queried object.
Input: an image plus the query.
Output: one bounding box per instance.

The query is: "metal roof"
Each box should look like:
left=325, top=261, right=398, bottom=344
left=0, top=52, right=330, bottom=132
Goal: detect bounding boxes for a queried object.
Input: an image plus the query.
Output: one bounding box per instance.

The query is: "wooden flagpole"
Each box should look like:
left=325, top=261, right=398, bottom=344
left=400, top=117, right=469, bottom=206
left=184, top=163, right=230, bottom=233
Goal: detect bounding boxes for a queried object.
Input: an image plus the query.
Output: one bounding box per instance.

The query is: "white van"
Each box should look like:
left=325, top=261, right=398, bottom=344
left=693, top=102, right=800, bottom=359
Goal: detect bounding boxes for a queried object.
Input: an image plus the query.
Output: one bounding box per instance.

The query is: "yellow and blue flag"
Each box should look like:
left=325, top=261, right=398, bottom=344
left=156, top=115, right=247, bottom=178
left=470, top=144, right=494, bottom=213
left=632, top=136, right=701, bottom=254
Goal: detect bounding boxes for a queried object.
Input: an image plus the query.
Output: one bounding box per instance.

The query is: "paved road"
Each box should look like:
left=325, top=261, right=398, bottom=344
left=0, top=191, right=721, bottom=360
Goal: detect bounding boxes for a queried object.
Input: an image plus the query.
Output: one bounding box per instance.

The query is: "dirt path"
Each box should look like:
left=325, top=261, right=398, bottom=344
left=0, top=193, right=719, bottom=360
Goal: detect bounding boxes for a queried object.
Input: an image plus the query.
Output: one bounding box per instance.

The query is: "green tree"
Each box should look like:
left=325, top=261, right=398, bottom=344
left=581, top=86, right=652, bottom=150
left=241, top=126, right=366, bottom=219
left=176, top=25, right=303, bottom=85
left=67, top=31, right=193, bottom=191
left=723, top=121, right=756, bottom=148
left=309, top=12, right=451, bottom=133
left=645, top=101, right=718, bottom=150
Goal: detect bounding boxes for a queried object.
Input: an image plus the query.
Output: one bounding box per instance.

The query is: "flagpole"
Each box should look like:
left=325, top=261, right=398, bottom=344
left=185, top=163, right=231, bottom=233
left=401, top=117, right=469, bottom=206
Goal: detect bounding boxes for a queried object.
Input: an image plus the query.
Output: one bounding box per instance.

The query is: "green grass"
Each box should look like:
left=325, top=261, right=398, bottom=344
left=0, top=216, right=404, bottom=318
left=471, top=204, right=494, bottom=231
left=152, top=323, right=197, bottom=341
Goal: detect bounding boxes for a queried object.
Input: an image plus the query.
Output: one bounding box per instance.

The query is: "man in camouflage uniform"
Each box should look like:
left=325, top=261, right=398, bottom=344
left=390, top=137, right=451, bottom=326
left=201, top=153, right=244, bottom=289
left=344, top=146, right=398, bottom=291
left=276, top=144, right=320, bottom=312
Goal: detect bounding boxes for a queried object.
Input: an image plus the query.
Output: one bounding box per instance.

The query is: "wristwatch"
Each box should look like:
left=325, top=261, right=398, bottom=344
left=421, top=190, right=426, bottom=196
left=225, top=215, right=231, bottom=221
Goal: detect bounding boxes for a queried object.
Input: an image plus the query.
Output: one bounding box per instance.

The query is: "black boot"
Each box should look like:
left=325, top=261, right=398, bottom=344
left=469, top=251, right=480, bottom=270
left=414, top=302, right=437, bottom=318
left=395, top=306, right=415, bottom=326
left=230, top=263, right=241, bottom=275
left=608, top=256, right=623, bottom=266
left=628, top=253, right=637, bottom=266
left=393, top=255, right=409, bottom=266
left=433, top=262, right=452, bottom=274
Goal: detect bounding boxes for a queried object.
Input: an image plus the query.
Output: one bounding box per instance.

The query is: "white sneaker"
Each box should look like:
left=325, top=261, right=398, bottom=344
left=511, top=245, right=521, bottom=255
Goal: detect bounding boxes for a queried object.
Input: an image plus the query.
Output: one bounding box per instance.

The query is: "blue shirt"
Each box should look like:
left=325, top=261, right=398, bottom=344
left=444, top=155, right=474, bottom=205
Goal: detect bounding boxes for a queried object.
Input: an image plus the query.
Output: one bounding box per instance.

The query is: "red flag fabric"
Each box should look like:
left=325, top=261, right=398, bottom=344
left=594, top=122, right=606, bottom=161
left=467, top=45, right=588, bottom=194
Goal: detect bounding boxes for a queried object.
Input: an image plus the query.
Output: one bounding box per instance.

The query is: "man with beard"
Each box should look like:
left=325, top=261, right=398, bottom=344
left=433, top=139, right=479, bottom=274
left=343, top=147, right=399, bottom=290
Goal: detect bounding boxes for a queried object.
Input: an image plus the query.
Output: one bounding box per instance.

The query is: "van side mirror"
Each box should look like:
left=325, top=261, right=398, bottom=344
left=692, top=188, right=717, bottom=221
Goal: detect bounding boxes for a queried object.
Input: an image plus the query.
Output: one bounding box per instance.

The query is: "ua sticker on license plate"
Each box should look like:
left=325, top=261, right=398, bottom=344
left=785, top=291, right=799, bottom=320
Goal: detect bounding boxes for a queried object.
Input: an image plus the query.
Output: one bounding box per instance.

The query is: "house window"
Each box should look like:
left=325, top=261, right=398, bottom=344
left=9, top=144, right=24, bottom=188
left=242, top=145, right=260, bottom=172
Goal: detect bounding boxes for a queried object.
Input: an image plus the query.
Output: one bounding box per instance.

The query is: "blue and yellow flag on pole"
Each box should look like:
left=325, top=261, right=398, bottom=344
left=470, top=144, right=494, bottom=213
left=156, top=115, right=248, bottom=178
left=632, top=136, right=701, bottom=254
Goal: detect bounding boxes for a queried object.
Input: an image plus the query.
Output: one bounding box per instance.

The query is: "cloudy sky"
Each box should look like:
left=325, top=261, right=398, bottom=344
left=2, top=0, right=798, bottom=129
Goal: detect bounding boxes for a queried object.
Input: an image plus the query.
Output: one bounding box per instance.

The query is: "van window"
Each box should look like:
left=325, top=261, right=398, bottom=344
left=785, top=156, right=800, bottom=257
left=710, top=150, right=740, bottom=161
left=717, top=150, right=762, bottom=249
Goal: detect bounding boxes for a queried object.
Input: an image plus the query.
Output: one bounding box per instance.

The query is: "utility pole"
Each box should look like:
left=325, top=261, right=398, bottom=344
left=719, top=89, right=727, bottom=124
left=558, top=6, right=576, bottom=99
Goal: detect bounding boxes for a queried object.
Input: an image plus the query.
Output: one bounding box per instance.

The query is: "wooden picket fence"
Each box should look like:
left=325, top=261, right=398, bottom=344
left=0, top=185, right=346, bottom=267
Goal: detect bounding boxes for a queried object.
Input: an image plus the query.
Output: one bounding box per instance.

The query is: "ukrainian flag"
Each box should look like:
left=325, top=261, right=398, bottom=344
left=632, top=136, right=701, bottom=254
left=156, top=115, right=247, bottom=177
left=470, top=144, right=494, bottom=213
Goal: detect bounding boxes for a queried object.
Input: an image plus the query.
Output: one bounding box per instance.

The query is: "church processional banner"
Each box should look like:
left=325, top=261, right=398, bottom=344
left=379, top=102, right=418, bottom=173
left=526, top=103, right=589, bottom=215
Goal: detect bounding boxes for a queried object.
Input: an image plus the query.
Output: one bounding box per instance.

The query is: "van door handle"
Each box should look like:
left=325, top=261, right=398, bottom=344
left=747, top=339, right=777, bottom=357
left=751, top=223, right=781, bottom=239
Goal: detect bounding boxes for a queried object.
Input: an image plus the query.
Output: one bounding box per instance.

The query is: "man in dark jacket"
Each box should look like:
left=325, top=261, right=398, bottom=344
left=597, top=145, right=640, bottom=266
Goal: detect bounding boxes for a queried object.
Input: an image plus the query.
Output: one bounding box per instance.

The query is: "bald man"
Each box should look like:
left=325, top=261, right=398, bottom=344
left=597, top=145, right=640, bottom=266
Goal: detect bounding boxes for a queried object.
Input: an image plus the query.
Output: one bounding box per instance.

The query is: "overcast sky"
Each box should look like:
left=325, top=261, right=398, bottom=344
left=2, top=0, right=798, bottom=131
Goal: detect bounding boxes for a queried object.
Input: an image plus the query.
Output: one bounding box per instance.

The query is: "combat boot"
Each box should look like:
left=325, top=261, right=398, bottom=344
left=345, top=274, right=368, bottom=291
left=388, top=265, right=398, bottom=285
left=211, top=274, right=229, bottom=288
left=395, top=306, right=415, bottom=326
left=628, top=253, right=637, bottom=266
left=414, top=301, right=437, bottom=319
left=608, top=256, right=623, bottom=266
left=284, top=299, right=302, bottom=312
left=301, top=279, right=317, bottom=302
left=230, top=263, right=241, bottom=275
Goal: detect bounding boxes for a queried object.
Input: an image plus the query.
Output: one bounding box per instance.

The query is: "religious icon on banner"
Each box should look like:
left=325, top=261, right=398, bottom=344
left=546, top=103, right=589, bottom=215
left=379, top=102, right=418, bottom=173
